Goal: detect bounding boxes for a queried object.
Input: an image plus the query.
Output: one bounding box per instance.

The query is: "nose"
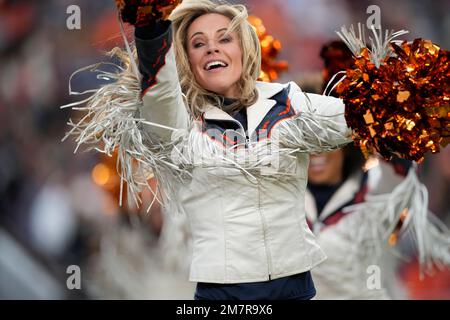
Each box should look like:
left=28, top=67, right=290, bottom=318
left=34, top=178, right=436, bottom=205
left=207, top=48, right=219, bottom=54
left=206, top=40, right=220, bottom=55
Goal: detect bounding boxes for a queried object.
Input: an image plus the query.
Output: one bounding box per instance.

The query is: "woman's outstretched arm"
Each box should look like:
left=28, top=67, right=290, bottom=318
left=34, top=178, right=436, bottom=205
left=135, top=20, right=189, bottom=141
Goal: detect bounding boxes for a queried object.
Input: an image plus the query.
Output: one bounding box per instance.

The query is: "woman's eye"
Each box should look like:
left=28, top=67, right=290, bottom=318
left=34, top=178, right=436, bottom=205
left=193, top=42, right=204, bottom=48
left=220, top=37, right=231, bottom=43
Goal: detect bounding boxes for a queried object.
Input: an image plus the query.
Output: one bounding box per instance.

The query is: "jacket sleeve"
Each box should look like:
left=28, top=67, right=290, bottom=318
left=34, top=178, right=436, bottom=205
left=135, top=20, right=189, bottom=141
left=275, top=81, right=352, bottom=153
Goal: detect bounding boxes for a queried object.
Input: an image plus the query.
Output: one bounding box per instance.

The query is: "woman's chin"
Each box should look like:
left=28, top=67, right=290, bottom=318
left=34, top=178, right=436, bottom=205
left=308, top=171, right=332, bottom=185
left=206, top=85, right=237, bottom=98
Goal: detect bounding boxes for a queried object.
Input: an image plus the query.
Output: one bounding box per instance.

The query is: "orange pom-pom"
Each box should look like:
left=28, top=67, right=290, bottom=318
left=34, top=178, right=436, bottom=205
left=248, top=15, right=288, bottom=82
left=116, top=0, right=182, bottom=26
left=337, top=39, right=450, bottom=163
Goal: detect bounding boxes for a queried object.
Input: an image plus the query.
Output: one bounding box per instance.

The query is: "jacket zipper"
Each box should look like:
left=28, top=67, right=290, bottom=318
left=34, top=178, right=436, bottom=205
left=257, top=181, right=273, bottom=280
left=215, top=119, right=272, bottom=277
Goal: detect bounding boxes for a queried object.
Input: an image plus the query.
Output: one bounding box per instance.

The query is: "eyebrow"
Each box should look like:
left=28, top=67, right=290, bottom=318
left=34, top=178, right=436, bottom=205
left=190, top=28, right=229, bottom=40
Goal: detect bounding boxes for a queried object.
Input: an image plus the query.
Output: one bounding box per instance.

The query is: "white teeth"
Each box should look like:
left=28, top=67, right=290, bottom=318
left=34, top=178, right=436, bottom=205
left=310, top=156, right=326, bottom=166
left=204, top=60, right=227, bottom=70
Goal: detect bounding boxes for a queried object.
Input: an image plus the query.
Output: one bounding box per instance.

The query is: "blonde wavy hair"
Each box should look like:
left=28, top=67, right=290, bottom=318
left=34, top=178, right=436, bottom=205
left=169, top=0, right=261, bottom=118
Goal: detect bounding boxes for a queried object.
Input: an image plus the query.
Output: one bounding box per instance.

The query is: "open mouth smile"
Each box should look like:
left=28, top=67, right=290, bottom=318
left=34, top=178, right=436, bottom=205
left=203, top=60, right=229, bottom=71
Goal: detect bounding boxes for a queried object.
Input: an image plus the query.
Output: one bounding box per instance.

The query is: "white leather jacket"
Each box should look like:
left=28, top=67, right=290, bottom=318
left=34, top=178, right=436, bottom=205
left=136, top=23, right=351, bottom=283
